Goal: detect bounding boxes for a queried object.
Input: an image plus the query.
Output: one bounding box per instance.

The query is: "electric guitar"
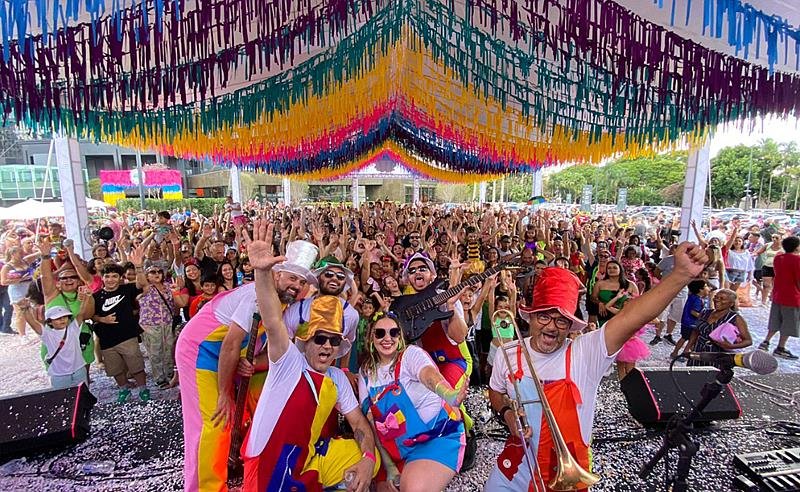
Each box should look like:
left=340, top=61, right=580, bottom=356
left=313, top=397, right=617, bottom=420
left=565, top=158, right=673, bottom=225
left=227, top=313, right=261, bottom=482
left=389, top=256, right=524, bottom=341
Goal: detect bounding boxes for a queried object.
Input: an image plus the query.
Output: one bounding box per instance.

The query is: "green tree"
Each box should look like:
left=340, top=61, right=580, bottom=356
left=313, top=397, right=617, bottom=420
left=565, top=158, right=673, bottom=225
left=709, top=139, right=800, bottom=208
left=87, top=178, right=103, bottom=200
left=544, top=152, right=687, bottom=206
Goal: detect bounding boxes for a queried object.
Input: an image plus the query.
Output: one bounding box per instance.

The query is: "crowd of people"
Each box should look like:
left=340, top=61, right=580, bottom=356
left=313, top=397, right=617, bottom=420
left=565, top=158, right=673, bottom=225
left=1, top=198, right=799, bottom=491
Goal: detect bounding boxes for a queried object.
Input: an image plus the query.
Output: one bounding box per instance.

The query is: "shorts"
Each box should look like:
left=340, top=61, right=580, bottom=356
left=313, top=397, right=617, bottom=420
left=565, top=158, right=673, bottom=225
left=762, top=266, right=775, bottom=278
left=660, top=289, right=687, bottom=324
left=753, top=269, right=763, bottom=282
left=679, top=324, right=695, bottom=340
left=50, top=366, right=88, bottom=389
left=101, top=338, right=145, bottom=378
left=769, top=303, right=800, bottom=338
left=726, top=269, right=747, bottom=284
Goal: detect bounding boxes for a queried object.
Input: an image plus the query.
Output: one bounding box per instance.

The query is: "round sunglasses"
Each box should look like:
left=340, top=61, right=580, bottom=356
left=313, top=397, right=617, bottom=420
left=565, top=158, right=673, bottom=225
left=374, top=327, right=401, bottom=339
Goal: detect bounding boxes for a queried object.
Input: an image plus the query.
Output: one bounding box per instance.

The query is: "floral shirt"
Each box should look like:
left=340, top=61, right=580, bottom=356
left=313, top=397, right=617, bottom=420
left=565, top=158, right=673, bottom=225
left=138, top=286, right=175, bottom=327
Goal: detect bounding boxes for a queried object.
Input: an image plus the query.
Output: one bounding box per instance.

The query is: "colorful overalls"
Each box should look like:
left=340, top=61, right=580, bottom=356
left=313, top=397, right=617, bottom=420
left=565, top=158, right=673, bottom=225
left=484, top=344, right=591, bottom=491
left=419, top=320, right=474, bottom=431
left=175, top=291, right=268, bottom=492
left=242, top=368, right=366, bottom=492
left=362, top=352, right=465, bottom=477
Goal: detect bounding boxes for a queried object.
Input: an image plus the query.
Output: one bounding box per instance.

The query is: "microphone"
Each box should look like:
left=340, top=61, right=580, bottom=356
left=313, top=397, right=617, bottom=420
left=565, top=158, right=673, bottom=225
left=685, top=350, right=778, bottom=375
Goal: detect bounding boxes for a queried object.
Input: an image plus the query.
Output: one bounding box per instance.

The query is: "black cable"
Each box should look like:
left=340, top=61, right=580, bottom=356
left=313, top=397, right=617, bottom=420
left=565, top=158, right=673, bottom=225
left=669, top=354, right=699, bottom=413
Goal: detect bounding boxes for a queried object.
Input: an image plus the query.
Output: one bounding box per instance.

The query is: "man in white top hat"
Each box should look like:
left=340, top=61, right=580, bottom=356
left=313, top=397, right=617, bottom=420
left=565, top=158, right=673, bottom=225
left=175, top=240, right=318, bottom=492
left=283, top=255, right=360, bottom=360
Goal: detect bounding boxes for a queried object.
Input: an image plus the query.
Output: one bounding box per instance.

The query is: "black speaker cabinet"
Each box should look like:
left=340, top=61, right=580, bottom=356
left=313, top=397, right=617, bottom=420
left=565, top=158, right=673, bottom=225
left=0, top=383, right=96, bottom=459
left=620, top=366, right=741, bottom=426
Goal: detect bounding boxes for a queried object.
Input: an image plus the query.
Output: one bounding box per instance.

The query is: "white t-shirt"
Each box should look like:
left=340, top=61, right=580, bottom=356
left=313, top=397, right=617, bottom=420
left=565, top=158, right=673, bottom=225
left=358, top=345, right=441, bottom=423
left=41, top=320, right=85, bottom=376
left=283, top=296, right=359, bottom=344
left=245, top=342, right=358, bottom=457
left=213, top=283, right=259, bottom=331
left=489, top=327, right=617, bottom=444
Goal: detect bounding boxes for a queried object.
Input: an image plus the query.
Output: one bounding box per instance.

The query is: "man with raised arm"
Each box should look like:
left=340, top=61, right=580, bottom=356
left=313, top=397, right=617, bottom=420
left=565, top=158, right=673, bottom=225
left=240, top=219, right=379, bottom=492
left=485, top=242, right=708, bottom=491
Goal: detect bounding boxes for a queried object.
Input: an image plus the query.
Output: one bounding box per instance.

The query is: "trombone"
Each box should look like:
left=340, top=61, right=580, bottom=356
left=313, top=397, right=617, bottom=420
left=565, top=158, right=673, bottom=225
left=491, top=309, right=545, bottom=492
left=492, top=309, right=600, bottom=491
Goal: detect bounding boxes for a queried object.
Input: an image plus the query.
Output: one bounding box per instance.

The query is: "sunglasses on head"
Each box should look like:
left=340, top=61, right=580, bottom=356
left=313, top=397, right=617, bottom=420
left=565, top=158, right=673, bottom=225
left=58, top=275, right=79, bottom=281
left=312, top=334, right=343, bottom=347
left=374, top=327, right=401, bottom=339
left=322, top=271, right=347, bottom=281
left=406, top=265, right=429, bottom=275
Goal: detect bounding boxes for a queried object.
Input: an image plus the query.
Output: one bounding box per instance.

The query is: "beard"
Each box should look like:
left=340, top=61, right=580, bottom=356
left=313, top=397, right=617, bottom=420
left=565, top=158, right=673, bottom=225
left=319, top=283, right=344, bottom=296
left=277, top=289, right=297, bottom=304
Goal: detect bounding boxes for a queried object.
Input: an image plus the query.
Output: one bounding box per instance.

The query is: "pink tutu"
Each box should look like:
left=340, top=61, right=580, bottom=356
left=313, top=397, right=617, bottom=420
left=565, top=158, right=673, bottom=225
left=617, top=335, right=651, bottom=363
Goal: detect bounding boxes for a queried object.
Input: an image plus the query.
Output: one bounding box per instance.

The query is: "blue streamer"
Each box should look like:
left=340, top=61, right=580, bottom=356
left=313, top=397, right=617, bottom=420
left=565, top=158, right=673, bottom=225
left=664, top=0, right=800, bottom=72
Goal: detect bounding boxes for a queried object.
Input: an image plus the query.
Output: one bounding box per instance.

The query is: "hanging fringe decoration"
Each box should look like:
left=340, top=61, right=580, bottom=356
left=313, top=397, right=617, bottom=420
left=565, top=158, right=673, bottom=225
left=2, top=0, right=799, bottom=182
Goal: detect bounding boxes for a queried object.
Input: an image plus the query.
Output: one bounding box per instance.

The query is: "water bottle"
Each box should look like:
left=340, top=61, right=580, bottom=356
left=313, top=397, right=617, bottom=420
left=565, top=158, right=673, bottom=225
left=80, top=460, right=115, bottom=475
left=0, top=458, right=26, bottom=476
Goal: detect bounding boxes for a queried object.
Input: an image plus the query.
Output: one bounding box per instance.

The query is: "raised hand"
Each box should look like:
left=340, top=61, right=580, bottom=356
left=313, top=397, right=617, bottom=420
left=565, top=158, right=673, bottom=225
left=242, top=220, right=286, bottom=271
left=672, top=242, right=709, bottom=281
left=37, top=237, right=52, bottom=256
left=129, top=244, right=146, bottom=267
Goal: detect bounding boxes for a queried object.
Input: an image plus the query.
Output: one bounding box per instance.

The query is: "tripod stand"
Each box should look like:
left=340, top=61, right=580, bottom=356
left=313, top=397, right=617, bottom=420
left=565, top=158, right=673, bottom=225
left=639, top=365, right=734, bottom=492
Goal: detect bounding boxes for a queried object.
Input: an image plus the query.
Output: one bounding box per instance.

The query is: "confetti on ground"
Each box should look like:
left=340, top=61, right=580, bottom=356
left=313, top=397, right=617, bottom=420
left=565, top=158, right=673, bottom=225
left=0, top=304, right=797, bottom=491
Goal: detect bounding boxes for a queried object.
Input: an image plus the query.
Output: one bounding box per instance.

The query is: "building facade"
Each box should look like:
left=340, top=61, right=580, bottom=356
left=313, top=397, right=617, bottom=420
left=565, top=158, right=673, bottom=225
left=1, top=133, right=439, bottom=205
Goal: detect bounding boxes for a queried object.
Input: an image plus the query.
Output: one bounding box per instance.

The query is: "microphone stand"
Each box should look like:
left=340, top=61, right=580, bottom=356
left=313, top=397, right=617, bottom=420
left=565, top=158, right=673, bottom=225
left=639, top=363, right=735, bottom=492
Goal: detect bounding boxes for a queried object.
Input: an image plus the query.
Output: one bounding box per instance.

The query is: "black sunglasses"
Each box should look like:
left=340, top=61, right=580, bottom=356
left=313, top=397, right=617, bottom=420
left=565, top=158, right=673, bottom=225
left=406, top=265, right=429, bottom=275
left=58, top=275, right=79, bottom=281
left=312, top=334, right=343, bottom=347
left=374, top=327, right=401, bottom=339
left=322, top=271, right=347, bottom=281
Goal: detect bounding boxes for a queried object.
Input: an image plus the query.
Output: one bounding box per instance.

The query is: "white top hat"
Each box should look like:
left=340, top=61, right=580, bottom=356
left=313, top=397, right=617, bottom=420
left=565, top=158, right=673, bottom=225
left=274, top=241, right=319, bottom=286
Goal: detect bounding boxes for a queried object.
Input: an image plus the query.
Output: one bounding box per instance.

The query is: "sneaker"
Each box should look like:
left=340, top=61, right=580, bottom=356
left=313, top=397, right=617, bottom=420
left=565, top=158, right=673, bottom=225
left=664, top=334, right=677, bottom=346
left=649, top=336, right=662, bottom=346
left=774, top=348, right=799, bottom=360
left=116, top=388, right=131, bottom=403
left=758, top=341, right=770, bottom=351
left=139, top=388, right=151, bottom=402
left=460, top=432, right=477, bottom=473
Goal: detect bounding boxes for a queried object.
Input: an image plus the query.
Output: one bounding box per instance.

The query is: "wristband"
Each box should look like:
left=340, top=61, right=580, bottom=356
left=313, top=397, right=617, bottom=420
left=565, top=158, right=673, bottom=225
left=362, top=451, right=376, bottom=463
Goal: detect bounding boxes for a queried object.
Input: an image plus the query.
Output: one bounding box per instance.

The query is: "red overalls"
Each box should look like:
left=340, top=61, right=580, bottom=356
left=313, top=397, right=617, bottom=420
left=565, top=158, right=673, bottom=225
left=486, top=344, right=592, bottom=491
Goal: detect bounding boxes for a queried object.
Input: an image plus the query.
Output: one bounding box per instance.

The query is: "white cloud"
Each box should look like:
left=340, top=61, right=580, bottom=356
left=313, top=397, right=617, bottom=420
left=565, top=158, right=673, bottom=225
left=709, top=115, right=800, bottom=157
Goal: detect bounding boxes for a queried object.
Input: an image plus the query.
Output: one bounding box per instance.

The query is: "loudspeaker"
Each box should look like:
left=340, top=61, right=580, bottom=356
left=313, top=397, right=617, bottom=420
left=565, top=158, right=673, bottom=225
left=0, top=383, right=96, bottom=459
left=620, top=366, right=741, bottom=427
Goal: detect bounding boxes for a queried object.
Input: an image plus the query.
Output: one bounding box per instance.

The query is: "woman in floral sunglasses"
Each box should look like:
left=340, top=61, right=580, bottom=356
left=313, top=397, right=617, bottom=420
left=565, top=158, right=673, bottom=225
left=359, top=313, right=467, bottom=492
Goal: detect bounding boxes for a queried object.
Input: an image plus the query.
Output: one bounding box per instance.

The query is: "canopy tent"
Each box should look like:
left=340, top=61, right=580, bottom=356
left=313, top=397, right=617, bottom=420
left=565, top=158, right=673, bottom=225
left=1, top=0, right=799, bottom=180
left=0, top=200, right=58, bottom=220
left=0, top=198, right=108, bottom=220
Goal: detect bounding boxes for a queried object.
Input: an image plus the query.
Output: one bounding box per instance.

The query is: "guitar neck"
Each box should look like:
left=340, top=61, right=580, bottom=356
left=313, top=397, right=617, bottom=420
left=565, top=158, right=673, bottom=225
left=430, top=263, right=508, bottom=305
left=230, top=315, right=261, bottom=450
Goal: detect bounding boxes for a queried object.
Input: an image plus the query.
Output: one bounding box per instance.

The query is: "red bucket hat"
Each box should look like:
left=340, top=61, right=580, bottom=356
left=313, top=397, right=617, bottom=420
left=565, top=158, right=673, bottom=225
left=519, top=267, right=586, bottom=331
